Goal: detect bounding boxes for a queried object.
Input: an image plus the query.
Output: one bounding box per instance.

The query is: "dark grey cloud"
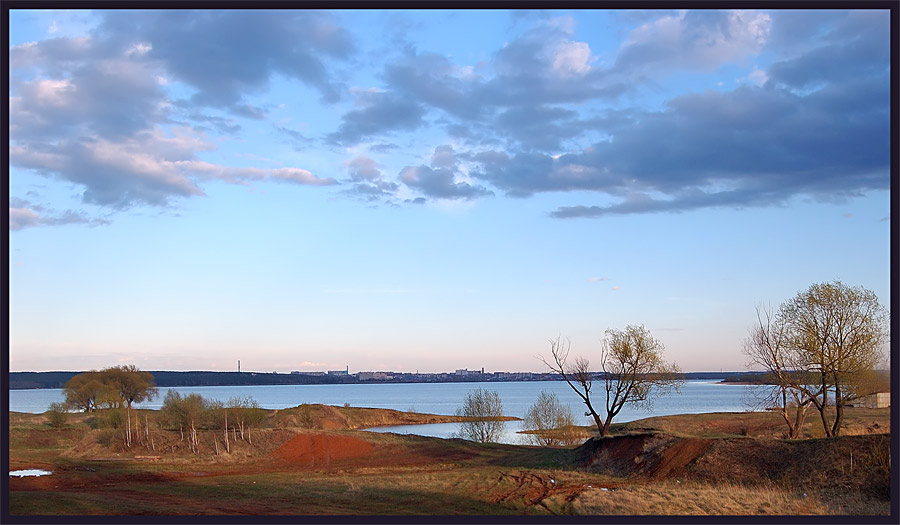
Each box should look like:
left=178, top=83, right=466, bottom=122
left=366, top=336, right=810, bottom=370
left=384, top=51, right=483, bottom=119
left=10, top=137, right=206, bottom=208
left=494, top=105, right=584, bottom=151
left=369, top=143, right=400, bottom=153
left=9, top=15, right=341, bottom=216
left=327, top=91, right=425, bottom=145
left=763, top=10, right=842, bottom=53
left=767, top=16, right=888, bottom=90
left=551, top=187, right=788, bottom=218
left=475, top=71, right=888, bottom=215
left=382, top=19, right=628, bottom=150
left=399, top=146, right=493, bottom=201
left=10, top=54, right=166, bottom=142
left=456, top=10, right=889, bottom=217
left=98, top=10, right=354, bottom=110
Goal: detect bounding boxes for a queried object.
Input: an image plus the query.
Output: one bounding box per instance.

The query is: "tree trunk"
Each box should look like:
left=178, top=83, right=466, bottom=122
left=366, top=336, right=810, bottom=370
left=224, top=410, right=230, bottom=453
left=832, top=402, right=844, bottom=437
left=811, top=395, right=833, bottom=438
left=778, top=389, right=799, bottom=439
left=126, top=408, right=132, bottom=447
left=582, top=397, right=605, bottom=436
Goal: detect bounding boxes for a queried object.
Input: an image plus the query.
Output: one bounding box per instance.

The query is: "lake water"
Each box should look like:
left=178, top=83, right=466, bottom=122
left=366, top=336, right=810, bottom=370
left=8, top=381, right=765, bottom=444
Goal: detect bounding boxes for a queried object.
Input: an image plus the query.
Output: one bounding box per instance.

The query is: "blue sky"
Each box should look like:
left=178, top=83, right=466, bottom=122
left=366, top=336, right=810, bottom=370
left=8, top=9, right=892, bottom=373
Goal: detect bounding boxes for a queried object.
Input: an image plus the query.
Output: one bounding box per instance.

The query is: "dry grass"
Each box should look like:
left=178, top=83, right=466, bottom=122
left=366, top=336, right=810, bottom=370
left=9, top=406, right=892, bottom=516
left=618, top=407, right=890, bottom=439
left=567, top=480, right=839, bottom=515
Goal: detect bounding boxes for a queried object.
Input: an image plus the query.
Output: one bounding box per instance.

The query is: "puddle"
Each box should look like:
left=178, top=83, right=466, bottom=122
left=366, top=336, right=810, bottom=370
left=9, top=469, right=53, bottom=477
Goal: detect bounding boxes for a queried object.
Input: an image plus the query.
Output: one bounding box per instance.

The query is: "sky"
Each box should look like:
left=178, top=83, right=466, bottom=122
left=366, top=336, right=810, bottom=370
left=7, top=8, right=892, bottom=374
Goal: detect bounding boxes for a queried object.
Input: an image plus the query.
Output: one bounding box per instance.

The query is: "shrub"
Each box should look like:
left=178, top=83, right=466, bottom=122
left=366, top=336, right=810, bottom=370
left=97, top=429, right=116, bottom=447
left=105, top=409, right=124, bottom=429
left=46, top=402, right=68, bottom=428
left=523, top=391, right=580, bottom=446
left=456, top=389, right=505, bottom=443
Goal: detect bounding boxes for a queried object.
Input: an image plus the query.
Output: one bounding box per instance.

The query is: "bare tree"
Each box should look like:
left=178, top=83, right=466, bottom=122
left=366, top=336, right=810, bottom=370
left=541, top=337, right=606, bottom=434
left=743, top=304, right=813, bottom=439
left=542, top=327, right=682, bottom=437
left=776, top=281, right=888, bottom=437
left=456, top=388, right=505, bottom=443
left=522, top=391, right=580, bottom=446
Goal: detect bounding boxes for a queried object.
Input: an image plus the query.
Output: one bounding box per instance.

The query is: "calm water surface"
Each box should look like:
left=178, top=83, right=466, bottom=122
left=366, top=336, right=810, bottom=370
left=9, top=381, right=764, bottom=444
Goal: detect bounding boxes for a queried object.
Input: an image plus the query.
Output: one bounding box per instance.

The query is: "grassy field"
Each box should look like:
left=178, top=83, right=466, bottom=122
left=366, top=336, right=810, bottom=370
left=7, top=405, right=892, bottom=516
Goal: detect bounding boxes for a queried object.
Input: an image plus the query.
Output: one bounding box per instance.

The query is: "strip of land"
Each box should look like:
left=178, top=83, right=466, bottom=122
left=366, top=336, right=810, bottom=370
left=7, top=404, right=891, bottom=516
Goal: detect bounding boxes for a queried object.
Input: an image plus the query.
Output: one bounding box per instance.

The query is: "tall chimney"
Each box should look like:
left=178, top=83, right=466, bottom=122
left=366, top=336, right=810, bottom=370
left=238, top=360, right=241, bottom=373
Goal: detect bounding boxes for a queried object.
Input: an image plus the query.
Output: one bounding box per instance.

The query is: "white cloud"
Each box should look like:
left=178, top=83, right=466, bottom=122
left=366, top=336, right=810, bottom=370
left=618, top=10, right=772, bottom=73
left=126, top=42, right=152, bottom=56
left=552, top=41, right=594, bottom=77
left=744, top=67, right=769, bottom=86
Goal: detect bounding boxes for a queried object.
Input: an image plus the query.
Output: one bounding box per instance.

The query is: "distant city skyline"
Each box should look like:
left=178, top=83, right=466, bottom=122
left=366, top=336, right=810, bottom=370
left=8, top=9, right=892, bottom=374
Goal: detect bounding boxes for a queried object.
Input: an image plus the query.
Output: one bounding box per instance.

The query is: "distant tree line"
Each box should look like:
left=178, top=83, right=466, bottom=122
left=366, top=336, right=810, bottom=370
left=11, top=369, right=747, bottom=390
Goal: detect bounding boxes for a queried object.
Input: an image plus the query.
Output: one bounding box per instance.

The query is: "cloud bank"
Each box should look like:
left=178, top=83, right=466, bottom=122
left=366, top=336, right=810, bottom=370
left=8, top=10, right=890, bottom=229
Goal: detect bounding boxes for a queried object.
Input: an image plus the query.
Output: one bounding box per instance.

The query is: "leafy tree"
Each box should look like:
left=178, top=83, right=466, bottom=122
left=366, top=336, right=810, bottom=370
left=62, top=372, right=112, bottom=413
left=522, top=391, right=580, bottom=446
left=102, top=365, right=158, bottom=409
left=456, top=388, right=505, bottom=443
left=754, top=281, right=888, bottom=437
left=63, top=366, right=157, bottom=413
left=542, top=326, right=682, bottom=437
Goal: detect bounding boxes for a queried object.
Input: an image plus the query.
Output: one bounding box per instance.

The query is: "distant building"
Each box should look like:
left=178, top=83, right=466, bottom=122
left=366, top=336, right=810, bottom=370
left=327, top=369, right=349, bottom=376
left=358, top=371, right=393, bottom=381
left=291, top=371, right=326, bottom=376
left=849, top=392, right=890, bottom=409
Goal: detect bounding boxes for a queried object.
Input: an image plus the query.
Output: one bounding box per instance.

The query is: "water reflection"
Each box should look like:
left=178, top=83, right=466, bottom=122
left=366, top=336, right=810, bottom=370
left=9, top=469, right=53, bottom=477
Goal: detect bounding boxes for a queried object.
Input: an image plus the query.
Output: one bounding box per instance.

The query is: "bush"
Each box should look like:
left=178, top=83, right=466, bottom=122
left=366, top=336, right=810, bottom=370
left=456, top=389, right=505, bottom=443
left=46, top=402, right=68, bottom=428
left=105, top=409, right=124, bottom=429
left=97, top=429, right=116, bottom=447
left=523, top=391, right=581, bottom=446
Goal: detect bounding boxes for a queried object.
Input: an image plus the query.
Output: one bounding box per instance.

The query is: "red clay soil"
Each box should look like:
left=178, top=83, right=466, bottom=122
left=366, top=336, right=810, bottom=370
left=578, top=433, right=717, bottom=480
left=577, top=431, right=891, bottom=499
left=270, top=432, right=375, bottom=468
